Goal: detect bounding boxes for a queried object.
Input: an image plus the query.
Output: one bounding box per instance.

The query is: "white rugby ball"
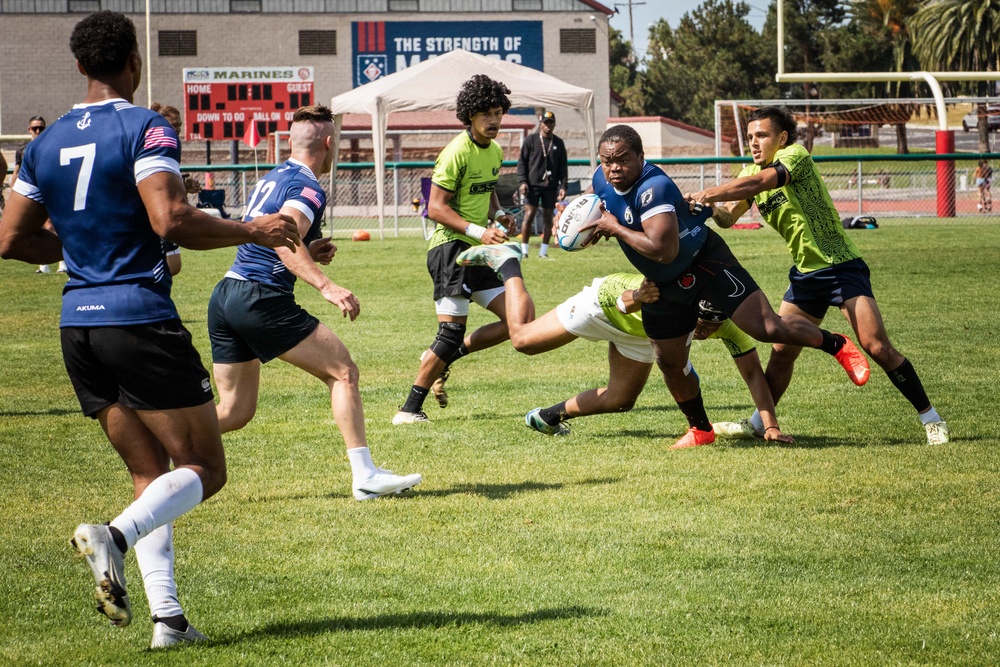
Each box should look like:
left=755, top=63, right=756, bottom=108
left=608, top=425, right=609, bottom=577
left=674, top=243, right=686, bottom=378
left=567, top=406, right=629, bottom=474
left=556, top=194, right=603, bottom=252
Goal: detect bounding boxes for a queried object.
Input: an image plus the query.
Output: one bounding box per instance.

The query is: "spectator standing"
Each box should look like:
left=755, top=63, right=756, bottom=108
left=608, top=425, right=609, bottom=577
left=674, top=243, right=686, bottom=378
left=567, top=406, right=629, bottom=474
left=13, top=116, right=66, bottom=274
left=516, top=111, right=567, bottom=259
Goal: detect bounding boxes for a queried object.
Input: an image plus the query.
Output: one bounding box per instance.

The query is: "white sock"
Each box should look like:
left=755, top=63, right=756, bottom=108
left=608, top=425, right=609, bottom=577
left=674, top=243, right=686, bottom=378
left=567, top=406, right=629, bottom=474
left=749, top=410, right=764, bottom=433
left=134, top=523, right=183, bottom=619
left=521, top=243, right=530, bottom=256
left=539, top=243, right=549, bottom=257
left=347, top=446, right=379, bottom=486
left=110, top=467, right=203, bottom=550
left=919, top=407, right=942, bottom=425
left=58, top=261, right=67, bottom=271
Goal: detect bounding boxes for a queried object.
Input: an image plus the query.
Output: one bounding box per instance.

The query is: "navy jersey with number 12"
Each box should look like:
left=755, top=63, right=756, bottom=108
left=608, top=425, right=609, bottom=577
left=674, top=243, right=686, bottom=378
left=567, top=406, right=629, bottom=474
left=13, top=98, right=182, bottom=327
left=227, top=158, right=326, bottom=291
left=592, top=162, right=711, bottom=283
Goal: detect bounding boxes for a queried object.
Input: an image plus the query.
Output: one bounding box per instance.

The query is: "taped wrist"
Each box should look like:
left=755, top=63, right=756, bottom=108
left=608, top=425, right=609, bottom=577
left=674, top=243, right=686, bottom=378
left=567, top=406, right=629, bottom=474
left=429, top=322, right=467, bottom=363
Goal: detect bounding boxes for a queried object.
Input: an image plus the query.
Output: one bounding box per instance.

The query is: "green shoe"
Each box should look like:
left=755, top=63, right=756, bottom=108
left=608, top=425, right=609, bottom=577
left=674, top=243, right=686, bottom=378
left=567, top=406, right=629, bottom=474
left=456, top=242, right=522, bottom=272
left=525, top=407, right=570, bottom=436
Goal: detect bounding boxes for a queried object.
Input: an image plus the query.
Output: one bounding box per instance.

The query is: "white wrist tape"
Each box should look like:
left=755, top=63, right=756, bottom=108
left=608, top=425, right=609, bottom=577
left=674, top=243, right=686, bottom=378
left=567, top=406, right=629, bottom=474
left=616, top=295, right=628, bottom=313
left=465, top=223, right=487, bottom=241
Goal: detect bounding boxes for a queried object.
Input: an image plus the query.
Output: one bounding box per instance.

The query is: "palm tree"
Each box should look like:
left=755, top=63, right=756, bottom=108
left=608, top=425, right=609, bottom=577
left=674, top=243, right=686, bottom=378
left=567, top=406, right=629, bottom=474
left=911, top=0, right=1000, bottom=152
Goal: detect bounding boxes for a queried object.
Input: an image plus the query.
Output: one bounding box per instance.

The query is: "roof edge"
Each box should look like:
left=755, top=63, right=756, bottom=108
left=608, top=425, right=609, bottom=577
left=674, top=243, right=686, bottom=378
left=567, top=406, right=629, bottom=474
left=577, top=0, right=615, bottom=16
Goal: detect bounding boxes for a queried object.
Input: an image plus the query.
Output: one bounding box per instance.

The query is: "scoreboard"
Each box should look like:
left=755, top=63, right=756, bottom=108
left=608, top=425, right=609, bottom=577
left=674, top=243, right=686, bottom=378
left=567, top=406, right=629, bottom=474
left=182, top=67, right=314, bottom=142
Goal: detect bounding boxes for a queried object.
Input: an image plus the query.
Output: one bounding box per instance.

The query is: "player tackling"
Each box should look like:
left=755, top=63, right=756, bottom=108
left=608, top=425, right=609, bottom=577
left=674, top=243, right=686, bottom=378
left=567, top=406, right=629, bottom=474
left=686, top=106, right=948, bottom=445
left=572, top=124, right=869, bottom=449
left=455, top=238, right=795, bottom=444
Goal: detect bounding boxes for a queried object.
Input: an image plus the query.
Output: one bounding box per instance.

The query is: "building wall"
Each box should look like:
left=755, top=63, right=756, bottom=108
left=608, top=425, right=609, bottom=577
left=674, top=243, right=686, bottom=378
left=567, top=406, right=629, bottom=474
left=0, top=9, right=609, bottom=158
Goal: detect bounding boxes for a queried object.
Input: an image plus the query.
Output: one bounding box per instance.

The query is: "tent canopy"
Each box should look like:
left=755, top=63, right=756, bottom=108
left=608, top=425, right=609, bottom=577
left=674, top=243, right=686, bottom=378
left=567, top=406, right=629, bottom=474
left=330, top=48, right=597, bottom=237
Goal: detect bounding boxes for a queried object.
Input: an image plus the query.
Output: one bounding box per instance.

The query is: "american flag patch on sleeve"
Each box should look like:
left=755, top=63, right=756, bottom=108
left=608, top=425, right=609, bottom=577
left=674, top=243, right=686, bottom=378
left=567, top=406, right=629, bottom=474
left=144, top=126, right=178, bottom=149
left=301, top=187, right=323, bottom=207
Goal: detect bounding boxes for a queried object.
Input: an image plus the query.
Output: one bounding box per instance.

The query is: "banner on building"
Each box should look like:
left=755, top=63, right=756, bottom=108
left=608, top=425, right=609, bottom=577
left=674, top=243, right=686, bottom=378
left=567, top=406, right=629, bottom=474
left=352, top=21, right=543, bottom=88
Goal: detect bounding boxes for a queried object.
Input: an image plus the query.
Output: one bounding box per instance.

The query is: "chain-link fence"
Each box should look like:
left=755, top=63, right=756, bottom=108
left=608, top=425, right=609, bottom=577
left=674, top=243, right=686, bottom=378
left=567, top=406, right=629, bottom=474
left=3, top=151, right=995, bottom=232
left=177, top=154, right=996, bottom=237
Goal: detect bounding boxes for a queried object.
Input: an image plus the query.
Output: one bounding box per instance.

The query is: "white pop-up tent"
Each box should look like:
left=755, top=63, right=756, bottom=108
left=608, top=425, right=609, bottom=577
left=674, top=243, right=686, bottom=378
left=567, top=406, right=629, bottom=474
left=330, top=49, right=597, bottom=237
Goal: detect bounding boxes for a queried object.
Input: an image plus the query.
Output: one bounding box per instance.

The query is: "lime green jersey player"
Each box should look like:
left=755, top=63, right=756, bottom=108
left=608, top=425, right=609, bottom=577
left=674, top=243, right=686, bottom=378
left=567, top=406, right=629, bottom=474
left=737, top=143, right=861, bottom=273
left=394, top=75, right=517, bottom=426
left=428, top=129, right=504, bottom=250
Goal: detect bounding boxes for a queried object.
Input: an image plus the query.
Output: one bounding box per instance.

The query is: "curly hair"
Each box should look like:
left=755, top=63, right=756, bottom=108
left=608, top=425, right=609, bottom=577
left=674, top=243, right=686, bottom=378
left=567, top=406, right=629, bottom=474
left=151, top=102, right=182, bottom=134
left=70, top=11, right=137, bottom=78
left=292, top=104, right=334, bottom=123
left=747, top=106, right=798, bottom=144
left=599, top=124, right=644, bottom=155
left=455, top=75, right=511, bottom=126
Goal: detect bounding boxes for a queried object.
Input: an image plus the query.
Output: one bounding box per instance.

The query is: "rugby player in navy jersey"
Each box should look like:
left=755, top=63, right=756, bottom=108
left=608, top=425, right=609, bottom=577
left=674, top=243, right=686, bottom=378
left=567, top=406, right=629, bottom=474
left=208, top=104, right=421, bottom=501
left=577, top=125, right=869, bottom=449
left=0, top=11, right=299, bottom=648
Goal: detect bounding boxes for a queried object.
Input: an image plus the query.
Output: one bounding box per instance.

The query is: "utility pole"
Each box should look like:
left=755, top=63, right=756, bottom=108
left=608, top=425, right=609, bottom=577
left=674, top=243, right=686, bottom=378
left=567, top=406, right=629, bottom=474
left=614, top=0, right=646, bottom=49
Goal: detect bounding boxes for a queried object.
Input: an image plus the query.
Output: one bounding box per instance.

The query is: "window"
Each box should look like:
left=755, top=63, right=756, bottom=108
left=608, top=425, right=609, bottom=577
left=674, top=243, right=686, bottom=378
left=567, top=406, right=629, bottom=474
left=299, top=30, right=337, bottom=56
left=388, top=0, right=419, bottom=10
left=68, top=0, right=101, bottom=11
left=159, top=30, right=197, bottom=57
left=230, top=0, right=262, bottom=12
left=560, top=28, right=596, bottom=54
left=512, top=0, right=542, bottom=9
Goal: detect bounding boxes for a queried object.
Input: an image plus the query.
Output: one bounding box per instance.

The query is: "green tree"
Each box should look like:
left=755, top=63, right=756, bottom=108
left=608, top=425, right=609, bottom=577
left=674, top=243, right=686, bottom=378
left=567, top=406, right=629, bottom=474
left=642, top=0, right=777, bottom=130
left=911, top=0, right=1000, bottom=152
left=608, top=26, right=646, bottom=116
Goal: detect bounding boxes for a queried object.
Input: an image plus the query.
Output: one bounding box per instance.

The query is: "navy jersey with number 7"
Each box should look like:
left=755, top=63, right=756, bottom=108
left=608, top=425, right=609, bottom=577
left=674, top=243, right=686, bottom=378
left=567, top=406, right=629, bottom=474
left=13, top=98, right=182, bottom=327
left=226, top=158, right=326, bottom=291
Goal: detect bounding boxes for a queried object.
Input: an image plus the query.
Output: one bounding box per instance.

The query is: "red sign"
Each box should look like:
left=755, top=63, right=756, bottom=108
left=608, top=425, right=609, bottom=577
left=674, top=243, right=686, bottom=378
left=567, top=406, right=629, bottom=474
left=182, top=67, right=314, bottom=142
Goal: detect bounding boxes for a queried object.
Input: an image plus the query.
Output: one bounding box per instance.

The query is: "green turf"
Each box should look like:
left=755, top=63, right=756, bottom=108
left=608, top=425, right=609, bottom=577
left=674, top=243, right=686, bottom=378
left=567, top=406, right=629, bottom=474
left=2, top=220, right=998, bottom=665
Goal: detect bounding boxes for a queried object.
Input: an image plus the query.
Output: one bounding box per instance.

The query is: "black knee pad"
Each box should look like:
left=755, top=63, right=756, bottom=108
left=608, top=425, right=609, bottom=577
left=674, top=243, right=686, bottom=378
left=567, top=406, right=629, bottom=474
left=430, top=322, right=467, bottom=363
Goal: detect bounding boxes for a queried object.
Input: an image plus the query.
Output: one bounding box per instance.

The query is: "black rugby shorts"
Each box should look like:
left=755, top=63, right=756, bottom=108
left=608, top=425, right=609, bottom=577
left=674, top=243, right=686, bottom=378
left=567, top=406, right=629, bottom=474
left=61, top=320, right=213, bottom=417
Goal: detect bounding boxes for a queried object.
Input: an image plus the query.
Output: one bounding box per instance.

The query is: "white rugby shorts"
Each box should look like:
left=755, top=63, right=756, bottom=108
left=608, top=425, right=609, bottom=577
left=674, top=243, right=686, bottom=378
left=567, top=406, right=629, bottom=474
left=555, top=280, right=654, bottom=364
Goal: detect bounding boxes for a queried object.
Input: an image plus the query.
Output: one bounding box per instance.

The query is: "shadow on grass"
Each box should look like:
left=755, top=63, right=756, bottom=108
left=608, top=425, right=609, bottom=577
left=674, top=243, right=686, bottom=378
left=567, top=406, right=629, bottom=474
left=211, top=605, right=600, bottom=646
left=720, top=434, right=913, bottom=449
left=422, top=476, right=620, bottom=500
left=0, top=407, right=78, bottom=417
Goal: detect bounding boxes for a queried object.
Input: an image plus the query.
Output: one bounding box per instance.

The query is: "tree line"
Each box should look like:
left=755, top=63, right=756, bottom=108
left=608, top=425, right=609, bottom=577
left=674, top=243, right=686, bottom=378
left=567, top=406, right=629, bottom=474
left=609, top=0, right=1000, bottom=152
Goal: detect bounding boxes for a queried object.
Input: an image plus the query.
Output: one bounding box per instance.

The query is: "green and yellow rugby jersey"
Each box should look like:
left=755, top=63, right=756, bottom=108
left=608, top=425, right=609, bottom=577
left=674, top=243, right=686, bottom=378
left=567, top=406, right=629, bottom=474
left=739, top=143, right=861, bottom=273
left=596, top=274, right=758, bottom=355
left=707, top=319, right=756, bottom=358
left=596, top=273, right=646, bottom=338
left=428, top=130, right=503, bottom=250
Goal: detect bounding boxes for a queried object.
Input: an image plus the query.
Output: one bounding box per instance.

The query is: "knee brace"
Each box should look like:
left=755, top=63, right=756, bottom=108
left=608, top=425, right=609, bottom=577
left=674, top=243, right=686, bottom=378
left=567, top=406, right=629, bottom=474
left=429, top=322, right=467, bottom=364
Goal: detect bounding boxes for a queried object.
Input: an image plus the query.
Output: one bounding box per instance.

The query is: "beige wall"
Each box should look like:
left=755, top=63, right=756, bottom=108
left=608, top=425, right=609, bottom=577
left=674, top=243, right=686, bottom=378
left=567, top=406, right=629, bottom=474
left=0, top=12, right=609, bottom=158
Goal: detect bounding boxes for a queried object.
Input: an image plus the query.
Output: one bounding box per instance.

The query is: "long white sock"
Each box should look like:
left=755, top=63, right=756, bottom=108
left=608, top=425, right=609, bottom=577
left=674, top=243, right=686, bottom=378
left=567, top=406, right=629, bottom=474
left=134, top=523, right=183, bottom=619
left=539, top=243, right=549, bottom=257
left=110, top=467, right=203, bottom=551
left=347, top=446, right=379, bottom=486
left=521, top=243, right=530, bottom=256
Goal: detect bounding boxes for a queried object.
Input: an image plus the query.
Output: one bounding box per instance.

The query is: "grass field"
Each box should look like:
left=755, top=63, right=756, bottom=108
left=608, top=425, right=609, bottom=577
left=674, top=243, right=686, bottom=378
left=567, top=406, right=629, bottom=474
left=1, top=220, right=999, bottom=665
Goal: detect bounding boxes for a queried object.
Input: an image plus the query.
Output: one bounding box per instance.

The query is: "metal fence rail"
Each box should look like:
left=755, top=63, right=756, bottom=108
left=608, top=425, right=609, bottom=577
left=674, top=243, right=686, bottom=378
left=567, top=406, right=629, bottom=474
left=175, top=152, right=998, bottom=235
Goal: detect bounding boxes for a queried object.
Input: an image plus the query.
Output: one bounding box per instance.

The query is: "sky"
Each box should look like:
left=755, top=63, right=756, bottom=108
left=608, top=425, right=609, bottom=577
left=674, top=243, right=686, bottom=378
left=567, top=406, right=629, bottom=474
left=608, top=0, right=769, bottom=61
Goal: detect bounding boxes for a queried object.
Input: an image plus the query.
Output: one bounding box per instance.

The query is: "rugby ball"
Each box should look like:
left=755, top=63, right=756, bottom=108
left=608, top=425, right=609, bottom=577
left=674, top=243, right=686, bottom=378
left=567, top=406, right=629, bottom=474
left=556, top=194, right=603, bottom=252
left=352, top=229, right=371, bottom=241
